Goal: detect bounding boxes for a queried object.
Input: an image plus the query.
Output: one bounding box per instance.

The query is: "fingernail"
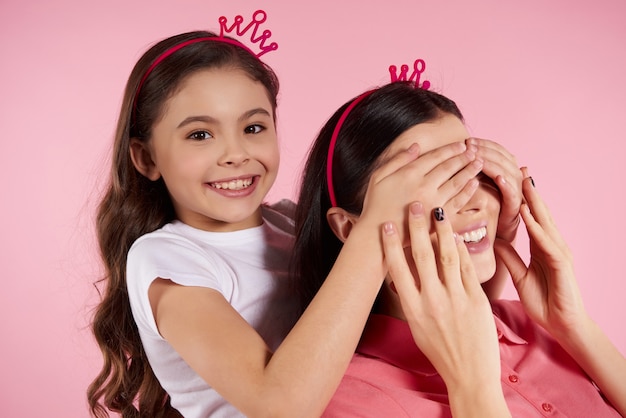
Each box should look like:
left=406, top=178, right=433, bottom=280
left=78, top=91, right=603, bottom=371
left=407, top=143, right=419, bottom=154
left=434, top=207, right=445, bottom=221
left=410, top=202, right=424, bottom=216
left=529, top=176, right=535, bottom=187
left=383, top=222, right=395, bottom=235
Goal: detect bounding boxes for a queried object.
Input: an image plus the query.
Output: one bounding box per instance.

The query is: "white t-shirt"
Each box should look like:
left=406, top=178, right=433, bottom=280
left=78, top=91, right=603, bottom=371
left=127, top=201, right=299, bottom=417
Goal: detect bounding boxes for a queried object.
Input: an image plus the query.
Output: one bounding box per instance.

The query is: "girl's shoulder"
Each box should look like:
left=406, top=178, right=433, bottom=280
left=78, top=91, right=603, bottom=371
left=128, top=222, right=217, bottom=270
left=262, top=199, right=296, bottom=235
left=130, top=221, right=202, bottom=252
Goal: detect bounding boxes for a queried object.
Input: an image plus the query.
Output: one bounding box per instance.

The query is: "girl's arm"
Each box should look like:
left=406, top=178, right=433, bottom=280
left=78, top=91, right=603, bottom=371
left=382, top=203, right=511, bottom=418
left=151, top=141, right=482, bottom=417
left=495, top=171, right=626, bottom=416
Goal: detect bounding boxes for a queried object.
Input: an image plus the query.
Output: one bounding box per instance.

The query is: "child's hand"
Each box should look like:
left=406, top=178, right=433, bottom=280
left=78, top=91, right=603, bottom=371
left=382, top=203, right=502, bottom=397
left=467, top=137, right=522, bottom=244
left=494, top=169, right=587, bottom=337
left=359, top=141, right=483, bottom=245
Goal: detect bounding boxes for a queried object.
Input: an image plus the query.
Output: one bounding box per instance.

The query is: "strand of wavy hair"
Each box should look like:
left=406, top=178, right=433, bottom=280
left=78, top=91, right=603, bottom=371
left=87, top=105, right=181, bottom=417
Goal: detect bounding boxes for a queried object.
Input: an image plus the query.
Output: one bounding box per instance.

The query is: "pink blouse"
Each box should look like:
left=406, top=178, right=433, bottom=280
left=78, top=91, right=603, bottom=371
left=323, top=300, right=620, bottom=417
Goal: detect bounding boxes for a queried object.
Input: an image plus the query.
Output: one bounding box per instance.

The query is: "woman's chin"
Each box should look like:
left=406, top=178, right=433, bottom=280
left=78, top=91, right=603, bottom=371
left=471, top=255, right=497, bottom=283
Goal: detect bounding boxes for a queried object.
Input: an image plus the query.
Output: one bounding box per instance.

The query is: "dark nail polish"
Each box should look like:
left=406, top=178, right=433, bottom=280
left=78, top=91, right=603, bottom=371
left=434, top=207, right=445, bottom=221
left=529, top=176, right=536, bottom=187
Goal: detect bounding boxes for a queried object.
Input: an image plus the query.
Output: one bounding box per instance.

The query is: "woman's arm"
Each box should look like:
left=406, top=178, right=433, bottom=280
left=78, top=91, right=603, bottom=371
left=151, top=141, right=482, bottom=418
left=495, top=170, right=626, bottom=416
left=382, top=202, right=511, bottom=418
left=556, top=315, right=626, bottom=415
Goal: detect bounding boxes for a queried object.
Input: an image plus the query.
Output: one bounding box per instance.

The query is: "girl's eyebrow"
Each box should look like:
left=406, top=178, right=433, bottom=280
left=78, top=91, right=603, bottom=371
left=176, top=108, right=272, bottom=129
left=239, top=108, right=272, bottom=122
left=177, top=115, right=216, bottom=128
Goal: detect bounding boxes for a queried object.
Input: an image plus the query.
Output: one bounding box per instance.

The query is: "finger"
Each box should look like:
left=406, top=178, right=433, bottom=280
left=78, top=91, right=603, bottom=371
left=467, top=137, right=517, bottom=163
left=476, top=149, right=518, bottom=181
left=495, top=175, right=520, bottom=216
left=431, top=207, right=463, bottom=292
left=435, top=158, right=484, bottom=206
left=407, top=202, right=440, bottom=292
left=486, top=173, right=521, bottom=242
left=374, top=141, right=469, bottom=185
left=443, top=177, right=480, bottom=215
left=468, top=138, right=521, bottom=197
left=455, top=232, right=481, bottom=293
left=519, top=202, right=570, bottom=262
left=493, top=239, right=528, bottom=291
left=382, top=220, right=421, bottom=304
left=475, top=160, right=521, bottom=212
left=414, top=141, right=473, bottom=177
left=369, top=143, right=421, bottom=185
left=520, top=175, right=567, bottom=250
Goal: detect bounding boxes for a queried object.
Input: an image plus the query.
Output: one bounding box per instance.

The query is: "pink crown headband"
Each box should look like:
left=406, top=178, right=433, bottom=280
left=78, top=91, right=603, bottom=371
left=326, top=59, right=431, bottom=207
left=131, top=10, right=277, bottom=125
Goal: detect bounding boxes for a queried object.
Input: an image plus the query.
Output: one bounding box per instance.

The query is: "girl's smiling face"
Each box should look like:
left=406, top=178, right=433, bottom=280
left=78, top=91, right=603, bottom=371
left=132, top=67, right=280, bottom=232
left=383, top=114, right=501, bottom=283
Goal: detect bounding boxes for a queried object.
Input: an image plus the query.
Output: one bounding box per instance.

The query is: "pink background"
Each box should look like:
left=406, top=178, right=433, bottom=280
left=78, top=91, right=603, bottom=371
left=1, top=0, right=625, bottom=416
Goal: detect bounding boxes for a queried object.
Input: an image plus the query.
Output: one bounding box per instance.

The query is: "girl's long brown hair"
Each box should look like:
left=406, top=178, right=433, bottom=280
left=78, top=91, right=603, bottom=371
left=87, top=31, right=279, bottom=417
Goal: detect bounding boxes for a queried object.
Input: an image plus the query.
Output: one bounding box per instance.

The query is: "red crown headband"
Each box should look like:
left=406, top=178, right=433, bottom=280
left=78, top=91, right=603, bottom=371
left=326, top=59, right=431, bottom=207
left=131, top=10, right=277, bottom=126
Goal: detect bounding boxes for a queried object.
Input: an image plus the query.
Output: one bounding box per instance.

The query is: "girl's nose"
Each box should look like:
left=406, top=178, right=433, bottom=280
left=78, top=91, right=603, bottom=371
left=218, top=136, right=249, bottom=166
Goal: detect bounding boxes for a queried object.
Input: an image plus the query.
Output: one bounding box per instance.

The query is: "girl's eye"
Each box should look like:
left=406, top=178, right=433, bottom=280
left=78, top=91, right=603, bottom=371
left=244, top=124, right=264, bottom=134
left=188, top=130, right=212, bottom=141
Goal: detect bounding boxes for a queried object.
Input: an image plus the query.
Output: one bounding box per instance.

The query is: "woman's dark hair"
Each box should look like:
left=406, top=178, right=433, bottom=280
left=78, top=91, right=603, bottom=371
left=291, top=82, right=462, bottom=314
left=88, top=31, right=279, bottom=418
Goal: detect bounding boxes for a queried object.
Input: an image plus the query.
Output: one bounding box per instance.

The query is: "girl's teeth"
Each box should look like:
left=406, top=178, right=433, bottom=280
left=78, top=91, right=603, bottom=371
left=461, top=226, right=487, bottom=243
left=211, top=178, right=253, bottom=190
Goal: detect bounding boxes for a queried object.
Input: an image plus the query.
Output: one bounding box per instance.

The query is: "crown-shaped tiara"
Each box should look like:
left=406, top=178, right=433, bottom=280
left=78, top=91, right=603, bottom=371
left=219, top=10, right=278, bottom=58
left=132, top=10, right=278, bottom=125
left=389, top=59, right=430, bottom=90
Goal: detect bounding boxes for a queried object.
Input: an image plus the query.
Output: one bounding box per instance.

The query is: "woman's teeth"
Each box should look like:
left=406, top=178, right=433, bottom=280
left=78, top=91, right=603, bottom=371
left=210, top=178, right=253, bottom=190
left=461, top=226, right=487, bottom=243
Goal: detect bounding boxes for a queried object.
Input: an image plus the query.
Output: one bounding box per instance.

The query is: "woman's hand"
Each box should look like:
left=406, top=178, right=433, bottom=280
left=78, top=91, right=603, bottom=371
left=494, top=169, right=587, bottom=337
left=382, top=203, right=509, bottom=418
left=495, top=169, right=626, bottom=416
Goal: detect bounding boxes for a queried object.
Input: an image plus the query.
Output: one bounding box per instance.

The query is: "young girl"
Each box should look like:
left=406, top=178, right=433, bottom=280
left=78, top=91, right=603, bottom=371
left=86, top=28, right=489, bottom=417
left=292, top=81, right=626, bottom=417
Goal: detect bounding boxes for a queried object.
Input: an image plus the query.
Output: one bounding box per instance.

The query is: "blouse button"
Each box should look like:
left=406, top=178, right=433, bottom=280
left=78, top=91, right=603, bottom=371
left=542, top=403, right=553, bottom=412
left=508, top=374, right=519, bottom=383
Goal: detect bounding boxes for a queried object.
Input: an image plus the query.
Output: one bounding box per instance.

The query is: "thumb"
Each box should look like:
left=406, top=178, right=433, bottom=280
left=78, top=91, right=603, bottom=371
left=494, top=238, right=528, bottom=290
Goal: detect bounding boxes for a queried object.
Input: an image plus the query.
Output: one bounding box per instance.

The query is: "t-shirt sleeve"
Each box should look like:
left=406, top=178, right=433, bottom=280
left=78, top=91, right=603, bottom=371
left=263, top=199, right=296, bottom=234
left=126, top=233, right=230, bottom=338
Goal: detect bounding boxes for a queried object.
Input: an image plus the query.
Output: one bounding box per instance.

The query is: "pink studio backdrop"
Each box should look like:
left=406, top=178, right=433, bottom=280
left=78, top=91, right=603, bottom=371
left=1, top=0, right=624, bottom=416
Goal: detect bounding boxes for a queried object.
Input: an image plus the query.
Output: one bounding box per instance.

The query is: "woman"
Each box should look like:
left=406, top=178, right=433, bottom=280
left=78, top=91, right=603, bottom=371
left=291, top=81, right=625, bottom=417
